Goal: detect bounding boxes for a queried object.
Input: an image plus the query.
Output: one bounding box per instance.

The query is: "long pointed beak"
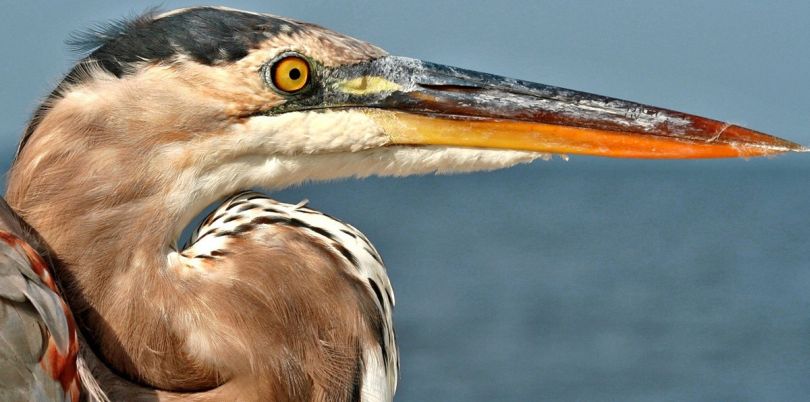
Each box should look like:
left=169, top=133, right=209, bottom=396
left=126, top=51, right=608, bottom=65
left=312, top=56, right=805, bottom=159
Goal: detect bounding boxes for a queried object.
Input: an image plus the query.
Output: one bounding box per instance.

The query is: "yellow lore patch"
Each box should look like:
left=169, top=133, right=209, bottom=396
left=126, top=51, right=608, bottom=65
left=337, top=76, right=401, bottom=96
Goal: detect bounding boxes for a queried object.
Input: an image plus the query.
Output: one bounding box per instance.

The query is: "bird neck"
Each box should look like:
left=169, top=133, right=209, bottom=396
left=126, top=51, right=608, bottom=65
left=3, top=72, right=251, bottom=390
left=5, top=137, right=393, bottom=398
left=2, top=82, right=404, bottom=395
left=6, top=146, right=221, bottom=391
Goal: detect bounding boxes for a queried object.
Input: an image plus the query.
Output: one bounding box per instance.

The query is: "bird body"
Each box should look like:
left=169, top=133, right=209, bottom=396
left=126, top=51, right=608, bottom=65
left=178, top=191, right=398, bottom=399
left=0, top=202, right=80, bottom=402
left=0, top=6, right=803, bottom=401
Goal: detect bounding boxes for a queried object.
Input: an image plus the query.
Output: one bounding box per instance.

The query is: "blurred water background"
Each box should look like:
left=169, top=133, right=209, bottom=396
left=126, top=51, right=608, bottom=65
left=2, top=1, right=809, bottom=400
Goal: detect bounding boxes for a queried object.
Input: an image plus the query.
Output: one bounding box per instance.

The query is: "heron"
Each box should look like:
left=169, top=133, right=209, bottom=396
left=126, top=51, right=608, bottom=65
left=0, top=6, right=804, bottom=402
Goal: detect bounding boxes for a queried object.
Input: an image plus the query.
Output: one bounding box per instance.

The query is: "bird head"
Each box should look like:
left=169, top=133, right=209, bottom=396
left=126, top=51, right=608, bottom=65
left=9, top=6, right=804, bottom=238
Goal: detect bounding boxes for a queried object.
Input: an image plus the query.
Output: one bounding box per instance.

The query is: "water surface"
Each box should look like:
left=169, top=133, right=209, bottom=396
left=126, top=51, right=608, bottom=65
left=275, top=158, right=810, bottom=401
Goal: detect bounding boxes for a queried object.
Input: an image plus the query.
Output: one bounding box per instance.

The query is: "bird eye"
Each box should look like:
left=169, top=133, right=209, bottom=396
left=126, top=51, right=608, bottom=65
left=267, top=54, right=311, bottom=94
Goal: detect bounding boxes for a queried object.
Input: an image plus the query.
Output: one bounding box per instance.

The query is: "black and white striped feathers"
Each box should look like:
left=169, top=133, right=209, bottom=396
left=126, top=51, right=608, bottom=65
left=179, top=191, right=398, bottom=400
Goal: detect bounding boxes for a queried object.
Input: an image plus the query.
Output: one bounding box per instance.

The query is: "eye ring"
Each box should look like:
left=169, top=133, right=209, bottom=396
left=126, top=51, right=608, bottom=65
left=264, top=52, right=312, bottom=94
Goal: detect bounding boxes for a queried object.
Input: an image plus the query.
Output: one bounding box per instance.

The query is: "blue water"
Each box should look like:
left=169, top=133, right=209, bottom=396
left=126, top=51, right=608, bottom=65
left=274, top=157, right=810, bottom=401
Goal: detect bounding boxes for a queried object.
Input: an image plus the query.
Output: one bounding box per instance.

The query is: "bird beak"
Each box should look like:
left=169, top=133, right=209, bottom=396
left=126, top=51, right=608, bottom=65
left=310, top=56, right=805, bottom=159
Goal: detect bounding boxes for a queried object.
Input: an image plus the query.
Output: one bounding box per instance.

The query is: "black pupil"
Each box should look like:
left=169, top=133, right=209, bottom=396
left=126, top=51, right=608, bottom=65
left=289, top=68, right=301, bottom=80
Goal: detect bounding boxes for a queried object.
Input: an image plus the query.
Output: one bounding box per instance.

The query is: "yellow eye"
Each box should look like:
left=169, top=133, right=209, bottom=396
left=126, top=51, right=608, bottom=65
left=270, top=55, right=310, bottom=93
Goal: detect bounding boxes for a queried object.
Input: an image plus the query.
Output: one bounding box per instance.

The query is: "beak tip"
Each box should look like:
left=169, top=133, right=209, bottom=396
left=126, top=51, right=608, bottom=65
left=776, top=139, right=809, bottom=153
left=794, top=143, right=810, bottom=153
left=724, top=125, right=808, bottom=156
left=750, top=142, right=808, bottom=157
